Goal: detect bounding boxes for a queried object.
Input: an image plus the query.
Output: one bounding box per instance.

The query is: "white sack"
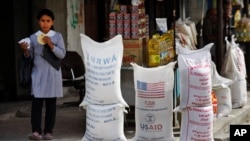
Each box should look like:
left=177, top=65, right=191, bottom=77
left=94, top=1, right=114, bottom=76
left=177, top=43, right=213, bottom=109
left=211, top=61, right=233, bottom=117
left=221, top=36, right=247, bottom=108
left=131, top=62, right=176, bottom=141
left=180, top=106, right=214, bottom=141
left=81, top=104, right=127, bottom=141
left=231, top=79, right=247, bottom=108
left=221, top=36, right=246, bottom=80
left=211, top=61, right=233, bottom=89
left=214, top=87, right=232, bottom=118
left=79, top=34, right=128, bottom=107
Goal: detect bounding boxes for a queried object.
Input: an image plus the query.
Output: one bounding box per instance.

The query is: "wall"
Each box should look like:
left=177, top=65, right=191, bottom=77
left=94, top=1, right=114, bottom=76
left=66, top=0, right=85, bottom=58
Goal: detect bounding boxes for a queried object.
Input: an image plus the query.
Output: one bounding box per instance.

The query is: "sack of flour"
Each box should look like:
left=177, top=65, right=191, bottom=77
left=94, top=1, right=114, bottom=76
left=221, top=36, right=247, bottom=108
left=177, top=43, right=213, bottom=109
left=79, top=34, right=128, bottom=107
left=180, top=105, right=214, bottom=141
left=214, top=87, right=232, bottom=118
left=131, top=62, right=176, bottom=141
left=81, top=104, right=127, bottom=141
left=210, top=61, right=233, bottom=117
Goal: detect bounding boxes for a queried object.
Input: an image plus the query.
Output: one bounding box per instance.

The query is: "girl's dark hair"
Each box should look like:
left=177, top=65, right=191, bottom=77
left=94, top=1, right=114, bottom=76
left=37, top=8, right=55, bottom=30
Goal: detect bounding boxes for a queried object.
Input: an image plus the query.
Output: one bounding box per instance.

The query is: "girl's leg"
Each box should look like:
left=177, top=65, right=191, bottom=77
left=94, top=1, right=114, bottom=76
left=44, top=97, right=57, bottom=134
left=31, top=97, right=44, bottom=134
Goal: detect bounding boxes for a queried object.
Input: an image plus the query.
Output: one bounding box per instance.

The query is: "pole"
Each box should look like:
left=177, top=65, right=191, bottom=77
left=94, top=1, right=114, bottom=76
left=216, top=0, right=223, bottom=72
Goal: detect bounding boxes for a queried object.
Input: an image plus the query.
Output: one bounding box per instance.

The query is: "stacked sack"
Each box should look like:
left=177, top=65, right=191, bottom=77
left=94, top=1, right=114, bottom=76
left=130, top=62, right=176, bottom=141
left=79, top=34, right=129, bottom=141
left=176, top=43, right=214, bottom=141
left=211, top=61, right=233, bottom=118
left=221, top=35, right=247, bottom=109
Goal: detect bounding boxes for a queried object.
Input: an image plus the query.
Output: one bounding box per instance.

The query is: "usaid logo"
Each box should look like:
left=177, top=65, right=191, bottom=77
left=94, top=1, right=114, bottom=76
left=230, top=125, right=250, bottom=140
left=145, top=113, right=155, bottom=124
left=140, top=113, right=163, bottom=131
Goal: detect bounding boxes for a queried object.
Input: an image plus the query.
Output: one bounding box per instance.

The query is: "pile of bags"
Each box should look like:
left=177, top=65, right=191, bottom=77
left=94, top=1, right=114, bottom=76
left=79, top=34, right=128, bottom=141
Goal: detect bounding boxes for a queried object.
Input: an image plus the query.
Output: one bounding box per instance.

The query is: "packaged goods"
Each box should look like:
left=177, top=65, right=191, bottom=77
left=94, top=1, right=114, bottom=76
left=147, top=34, right=161, bottom=67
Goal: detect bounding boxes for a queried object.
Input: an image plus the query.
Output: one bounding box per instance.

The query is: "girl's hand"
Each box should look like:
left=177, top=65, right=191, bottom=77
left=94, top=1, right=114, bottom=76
left=19, top=42, right=29, bottom=56
left=43, top=36, right=54, bottom=49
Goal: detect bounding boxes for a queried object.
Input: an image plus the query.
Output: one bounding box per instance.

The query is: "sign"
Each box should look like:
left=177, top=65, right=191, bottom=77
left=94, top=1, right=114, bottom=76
left=230, top=125, right=250, bottom=140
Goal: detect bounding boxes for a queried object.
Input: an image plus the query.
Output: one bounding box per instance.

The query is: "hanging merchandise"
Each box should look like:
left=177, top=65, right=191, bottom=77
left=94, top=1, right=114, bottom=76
left=175, top=18, right=197, bottom=50
left=156, top=18, right=168, bottom=34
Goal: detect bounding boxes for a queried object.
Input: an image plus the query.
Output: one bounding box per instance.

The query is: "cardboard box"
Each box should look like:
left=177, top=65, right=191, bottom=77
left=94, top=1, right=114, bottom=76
left=122, top=37, right=148, bottom=67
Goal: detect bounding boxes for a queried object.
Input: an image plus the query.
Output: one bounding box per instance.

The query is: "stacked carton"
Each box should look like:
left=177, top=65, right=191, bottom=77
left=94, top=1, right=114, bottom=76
left=109, top=2, right=149, bottom=67
left=108, top=2, right=148, bottom=39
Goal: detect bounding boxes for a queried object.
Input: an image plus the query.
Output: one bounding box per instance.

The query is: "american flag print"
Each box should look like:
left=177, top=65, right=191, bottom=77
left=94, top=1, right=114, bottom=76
left=137, top=80, right=165, bottom=98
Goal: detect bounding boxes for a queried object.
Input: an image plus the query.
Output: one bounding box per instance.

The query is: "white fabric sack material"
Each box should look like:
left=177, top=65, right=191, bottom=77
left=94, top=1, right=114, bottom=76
left=177, top=43, right=213, bottom=109
left=221, top=36, right=247, bottom=108
left=211, top=61, right=233, bottom=89
left=210, top=61, right=233, bottom=118
left=176, top=18, right=196, bottom=50
left=79, top=34, right=128, bottom=107
left=214, top=87, right=232, bottom=118
left=131, top=62, right=176, bottom=141
left=221, top=36, right=246, bottom=81
left=231, top=79, right=247, bottom=108
left=179, top=105, right=214, bottom=141
left=80, top=103, right=127, bottom=141
left=188, top=21, right=198, bottom=46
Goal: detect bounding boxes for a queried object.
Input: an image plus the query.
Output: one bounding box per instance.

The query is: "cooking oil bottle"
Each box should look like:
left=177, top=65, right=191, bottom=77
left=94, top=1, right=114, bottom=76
left=148, top=34, right=160, bottom=67
left=234, top=9, right=241, bottom=27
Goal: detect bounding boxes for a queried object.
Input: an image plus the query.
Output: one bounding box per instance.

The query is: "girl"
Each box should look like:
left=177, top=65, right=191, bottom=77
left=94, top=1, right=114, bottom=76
left=19, top=8, right=66, bottom=140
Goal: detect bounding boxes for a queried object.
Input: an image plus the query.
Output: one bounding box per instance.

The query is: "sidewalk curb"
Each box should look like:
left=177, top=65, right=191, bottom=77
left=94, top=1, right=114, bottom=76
left=213, top=101, right=250, bottom=139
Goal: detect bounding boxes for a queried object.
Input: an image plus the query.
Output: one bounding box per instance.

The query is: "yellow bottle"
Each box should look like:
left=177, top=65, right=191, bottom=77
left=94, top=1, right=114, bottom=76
left=234, top=10, right=241, bottom=27
left=148, top=34, right=160, bottom=67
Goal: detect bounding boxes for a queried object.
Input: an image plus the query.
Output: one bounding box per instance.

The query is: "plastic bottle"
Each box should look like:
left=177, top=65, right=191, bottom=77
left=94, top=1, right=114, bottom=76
left=148, top=34, right=160, bottom=67
left=234, top=10, right=241, bottom=27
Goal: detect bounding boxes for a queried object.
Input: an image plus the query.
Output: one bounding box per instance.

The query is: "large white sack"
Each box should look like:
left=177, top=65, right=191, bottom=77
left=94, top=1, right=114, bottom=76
left=231, top=79, right=247, bottom=108
left=214, top=87, right=232, bottom=118
left=79, top=34, right=128, bottom=107
left=221, top=36, right=247, bottom=108
left=180, top=106, right=214, bottom=141
left=221, top=36, right=246, bottom=80
left=81, top=104, right=127, bottom=141
left=131, top=62, right=176, bottom=141
left=211, top=61, right=233, bottom=89
left=177, top=43, right=213, bottom=109
left=210, top=61, right=233, bottom=117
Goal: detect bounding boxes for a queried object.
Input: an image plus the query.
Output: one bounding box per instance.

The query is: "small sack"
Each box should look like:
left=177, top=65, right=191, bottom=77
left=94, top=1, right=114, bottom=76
left=18, top=55, right=33, bottom=89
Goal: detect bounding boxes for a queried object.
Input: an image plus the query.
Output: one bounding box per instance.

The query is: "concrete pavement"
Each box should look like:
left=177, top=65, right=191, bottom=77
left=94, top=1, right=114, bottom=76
left=0, top=89, right=250, bottom=141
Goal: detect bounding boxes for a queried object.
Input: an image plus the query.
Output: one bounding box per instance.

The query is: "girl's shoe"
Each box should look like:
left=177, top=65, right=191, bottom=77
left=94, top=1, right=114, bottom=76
left=43, top=133, right=54, bottom=140
left=28, top=132, right=42, bottom=140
